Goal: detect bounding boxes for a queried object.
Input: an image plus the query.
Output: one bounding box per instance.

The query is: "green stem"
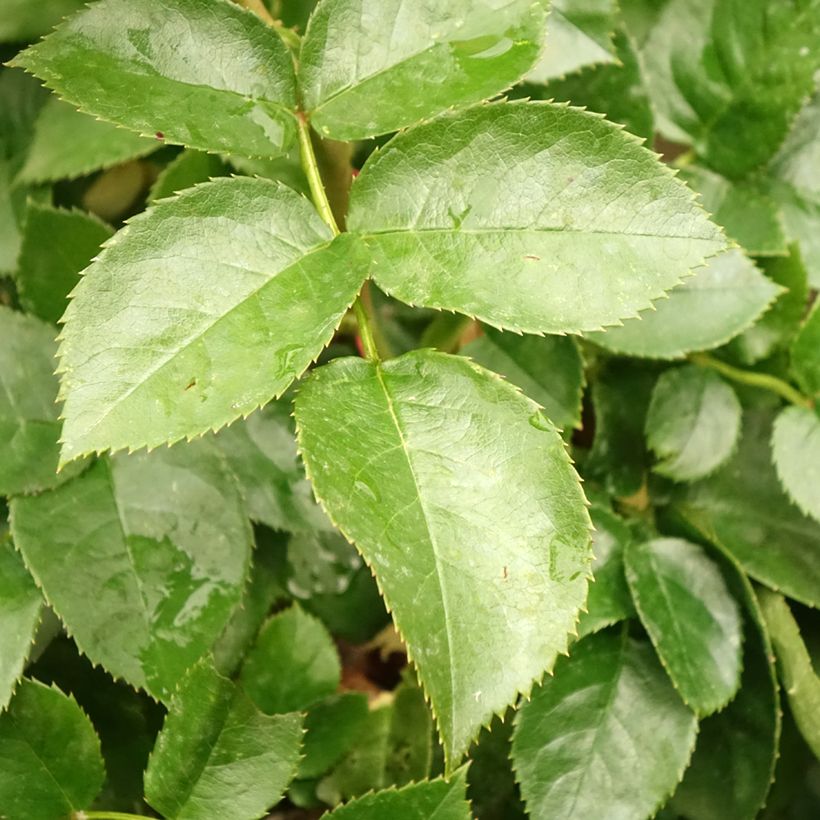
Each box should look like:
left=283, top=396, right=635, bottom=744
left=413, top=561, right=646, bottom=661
left=75, top=811, right=148, bottom=820
left=690, top=353, right=812, bottom=409
left=296, top=113, right=384, bottom=361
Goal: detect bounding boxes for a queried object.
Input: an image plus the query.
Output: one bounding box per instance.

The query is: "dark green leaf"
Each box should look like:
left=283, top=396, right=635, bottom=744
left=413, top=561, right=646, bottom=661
left=299, top=0, right=549, bottom=139
left=0, top=0, right=85, bottom=42
left=467, top=717, right=526, bottom=820
left=150, top=149, right=229, bottom=202
left=791, top=302, right=820, bottom=401
left=286, top=528, right=363, bottom=599
left=347, top=101, right=725, bottom=335
left=384, top=674, right=434, bottom=786
left=11, top=0, right=299, bottom=157
left=296, top=350, right=592, bottom=765
left=145, top=658, right=303, bottom=820
left=771, top=406, right=820, bottom=525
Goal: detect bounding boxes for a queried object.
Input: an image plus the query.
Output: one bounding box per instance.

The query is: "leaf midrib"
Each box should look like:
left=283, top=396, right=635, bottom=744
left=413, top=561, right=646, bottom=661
left=358, top=225, right=722, bottom=242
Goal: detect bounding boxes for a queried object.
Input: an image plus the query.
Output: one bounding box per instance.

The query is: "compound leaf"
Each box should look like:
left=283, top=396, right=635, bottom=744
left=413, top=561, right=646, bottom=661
left=11, top=0, right=298, bottom=158
left=9, top=443, right=252, bottom=700
left=57, top=177, right=367, bottom=461
left=144, top=658, right=303, bottom=820
left=512, top=629, right=698, bottom=820
left=347, top=101, right=725, bottom=335
left=299, top=0, right=549, bottom=139
left=771, top=406, right=820, bottom=524
left=296, top=350, right=592, bottom=766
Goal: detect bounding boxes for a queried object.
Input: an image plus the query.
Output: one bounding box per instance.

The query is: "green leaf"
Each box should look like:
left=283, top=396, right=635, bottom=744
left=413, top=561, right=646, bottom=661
left=15, top=203, right=112, bottom=324
left=641, top=0, right=820, bottom=177
left=11, top=0, right=298, bottom=158
left=680, top=165, right=787, bottom=255
left=578, top=505, right=635, bottom=639
left=324, top=770, right=471, bottom=820
left=771, top=406, right=820, bottom=525
left=150, top=150, right=229, bottom=202
left=9, top=443, right=252, bottom=699
left=56, top=177, right=367, bottom=461
left=625, top=538, right=742, bottom=715
left=0, top=539, right=41, bottom=711
left=512, top=629, right=698, bottom=820
left=286, top=529, right=363, bottom=599
left=347, top=101, right=725, bottom=335
left=645, top=365, right=741, bottom=481
left=296, top=350, right=592, bottom=766
left=241, top=604, right=340, bottom=714
left=0, top=0, right=85, bottom=42
left=145, top=658, right=303, bottom=820
left=526, top=0, right=618, bottom=82
left=670, top=407, right=820, bottom=607
left=383, top=674, right=434, bottom=786
left=298, top=0, right=549, bottom=140
left=791, top=302, right=820, bottom=401
left=0, top=307, right=84, bottom=496
left=462, top=327, right=584, bottom=431
left=757, top=589, right=820, bottom=759
left=588, top=249, right=780, bottom=359
left=467, top=717, right=526, bottom=820
left=15, top=96, right=157, bottom=185
left=0, top=679, right=104, bottom=820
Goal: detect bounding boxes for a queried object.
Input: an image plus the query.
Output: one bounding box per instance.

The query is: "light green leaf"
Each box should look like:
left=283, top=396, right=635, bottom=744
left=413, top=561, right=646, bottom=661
left=757, top=589, right=820, bottom=759
left=15, top=96, right=157, bottom=185
left=295, top=350, right=592, bottom=766
left=0, top=539, right=41, bottom=711
left=578, top=505, right=635, bottom=639
left=772, top=406, right=820, bottom=524
left=325, top=770, right=471, bottom=820
left=347, top=101, right=725, bottom=335
left=769, top=181, right=820, bottom=290
left=9, top=443, right=252, bottom=699
left=526, top=0, right=618, bottom=82
left=642, top=0, right=820, bottom=176
left=625, top=538, right=742, bottom=715
left=150, top=150, right=229, bottom=202
left=241, top=604, right=340, bottom=714
left=11, top=0, right=298, bottom=158
left=791, top=302, right=820, bottom=401
left=462, top=327, right=584, bottom=431
left=299, top=0, right=549, bottom=140
left=0, top=307, right=84, bottom=496
left=671, top=407, right=820, bottom=607
left=588, top=249, right=780, bottom=359
left=0, top=0, right=85, bottom=42
left=645, top=365, right=741, bottom=481
left=56, top=177, right=367, bottom=461
left=15, top=203, right=112, bottom=324
left=145, top=658, right=303, bottom=820
left=0, top=679, right=104, bottom=820
left=512, top=629, right=698, bottom=820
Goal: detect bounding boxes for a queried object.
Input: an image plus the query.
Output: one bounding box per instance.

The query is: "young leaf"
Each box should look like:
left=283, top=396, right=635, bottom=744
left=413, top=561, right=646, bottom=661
left=0, top=539, right=41, bottom=711
left=240, top=604, right=340, bottom=714
left=587, top=249, right=780, bottom=358
left=56, top=177, right=368, bottom=461
left=757, top=589, right=820, bottom=759
left=144, top=658, right=304, bottom=820
left=512, top=629, right=698, bottom=820
left=347, top=101, right=725, bottom=335
left=150, top=150, right=229, bottom=202
left=645, top=365, right=742, bottom=481
left=0, top=307, right=84, bottom=496
left=11, top=0, right=298, bottom=158
left=324, top=770, right=471, bottom=820
left=462, top=327, right=584, bottom=431
left=0, top=679, right=104, bottom=820
left=295, top=350, right=592, bottom=766
left=15, top=96, right=157, bottom=185
left=625, top=538, right=743, bottom=715
left=771, top=406, right=820, bottom=525
left=299, top=0, right=549, bottom=140
left=671, top=407, right=820, bottom=607
left=15, top=203, right=112, bottom=324
left=9, top=443, right=252, bottom=699
left=791, top=302, right=820, bottom=401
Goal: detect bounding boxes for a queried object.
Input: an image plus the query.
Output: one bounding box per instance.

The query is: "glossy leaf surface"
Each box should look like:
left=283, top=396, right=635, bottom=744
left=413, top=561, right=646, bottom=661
left=10, top=444, right=251, bottom=699
left=348, top=102, right=725, bottom=335
left=145, top=659, right=303, bottom=820
left=771, top=406, right=820, bottom=524
left=56, top=178, right=367, bottom=461
left=299, top=0, right=549, bottom=139
left=11, top=0, right=298, bottom=157
left=512, top=629, right=698, bottom=820
left=296, top=350, right=592, bottom=765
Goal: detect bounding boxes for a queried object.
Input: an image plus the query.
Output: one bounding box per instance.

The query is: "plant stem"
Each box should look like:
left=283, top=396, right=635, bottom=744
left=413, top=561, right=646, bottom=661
left=296, top=113, right=385, bottom=361
left=690, top=353, right=812, bottom=409
left=235, top=0, right=300, bottom=49
left=74, top=811, right=148, bottom=820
